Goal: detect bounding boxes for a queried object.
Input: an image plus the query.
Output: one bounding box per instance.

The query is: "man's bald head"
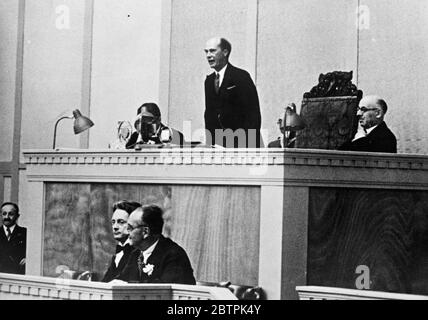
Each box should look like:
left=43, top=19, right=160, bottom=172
left=359, top=95, right=388, bottom=114
left=357, top=95, right=388, bottom=129
left=204, top=37, right=232, bottom=71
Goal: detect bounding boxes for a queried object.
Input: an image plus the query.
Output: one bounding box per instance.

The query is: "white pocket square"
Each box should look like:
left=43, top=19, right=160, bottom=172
left=226, top=85, right=236, bottom=90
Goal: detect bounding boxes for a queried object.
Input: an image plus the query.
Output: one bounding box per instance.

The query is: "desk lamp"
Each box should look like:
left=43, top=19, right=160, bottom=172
left=53, top=109, right=94, bottom=149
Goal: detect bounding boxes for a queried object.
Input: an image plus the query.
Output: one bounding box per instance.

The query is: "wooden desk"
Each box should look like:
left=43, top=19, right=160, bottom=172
left=22, top=148, right=428, bottom=299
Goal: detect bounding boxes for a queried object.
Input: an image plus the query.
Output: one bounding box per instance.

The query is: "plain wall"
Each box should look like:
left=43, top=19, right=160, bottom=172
left=5, top=0, right=427, bottom=155
left=167, top=0, right=258, bottom=141
left=357, top=0, right=428, bottom=154
left=20, top=0, right=86, bottom=155
left=257, top=0, right=358, bottom=144
left=89, top=0, right=162, bottom=148
left=0, top=0, right=20, bottom=162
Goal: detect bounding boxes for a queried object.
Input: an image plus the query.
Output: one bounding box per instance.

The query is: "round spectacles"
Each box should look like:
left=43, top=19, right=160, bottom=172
left=357, top=106, right=378, bottom=113
left=127, top=224, right=147, bottom=232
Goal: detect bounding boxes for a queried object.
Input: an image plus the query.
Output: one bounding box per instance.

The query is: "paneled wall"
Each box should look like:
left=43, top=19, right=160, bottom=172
left=1, top=1, right=427, bottom=214
left=43, top=182, right=260, bottom=286
left=308, top=187, right=428, bottom=295
left=7, top=0, right=425, bottom=154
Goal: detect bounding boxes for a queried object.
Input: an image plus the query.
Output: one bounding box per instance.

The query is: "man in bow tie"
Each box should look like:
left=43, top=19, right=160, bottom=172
left=101, top=200, right=141, bottom=282
left=114, top=204, right=196, bottom=285
left=339, top=95, right=397, bottom=153
left=204, top=37, right=263, bottom=148
left=0, top=202, right=26, bottom=274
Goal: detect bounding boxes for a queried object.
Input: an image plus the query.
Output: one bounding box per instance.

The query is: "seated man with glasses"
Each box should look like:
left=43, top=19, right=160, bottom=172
left=339, top=95, right=397, bottom=153
left=110, top=204, right=196, bottom=285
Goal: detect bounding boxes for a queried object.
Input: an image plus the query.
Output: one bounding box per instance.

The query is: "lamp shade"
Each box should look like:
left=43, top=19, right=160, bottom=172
left=72, top=109, right=94, bottom=134
left=280, top=104, right=306, bottom=131
left=284, top=109, right=306, bottom=131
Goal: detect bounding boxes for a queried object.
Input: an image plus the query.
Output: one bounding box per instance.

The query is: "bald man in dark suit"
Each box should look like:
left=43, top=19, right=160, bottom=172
left=204, top=37, right=262, bottom=148
left=113, top=205, right=196, bottom=285
left=339, top=95, right=397, bottom=153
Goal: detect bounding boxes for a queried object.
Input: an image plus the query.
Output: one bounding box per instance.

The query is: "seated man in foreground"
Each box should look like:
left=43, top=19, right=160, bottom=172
left=101, top=200, right=141, bottom=282
left=339, top=95, right=397, bottom=153
left=112, top=204, right=196, bottom=285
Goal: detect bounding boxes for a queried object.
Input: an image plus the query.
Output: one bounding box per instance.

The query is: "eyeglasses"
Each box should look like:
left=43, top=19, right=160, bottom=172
left=126, top=224, right=147, bottom=232
left=357, top=106, right=378, bottom=113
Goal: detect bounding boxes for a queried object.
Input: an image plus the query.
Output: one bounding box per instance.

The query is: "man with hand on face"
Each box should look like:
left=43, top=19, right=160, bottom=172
left=112, top=204, right=196, bottom=285
left=101, top=200, right=141, bottom=282
left=204, top=37, right=262, bottom=148
left=125, top=102, right=185, bottom=148
left=339, top=95, right=397, bottom=153
left=0, top=202, right=26, bottom=274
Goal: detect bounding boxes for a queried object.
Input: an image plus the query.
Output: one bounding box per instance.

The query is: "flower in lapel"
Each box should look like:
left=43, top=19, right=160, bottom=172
left=137, top=252, right=155, bottom=276
left=142, top=263, right=154, bottom=276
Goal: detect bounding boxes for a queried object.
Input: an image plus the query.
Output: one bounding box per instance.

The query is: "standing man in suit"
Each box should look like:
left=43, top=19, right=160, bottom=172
left=0, top=202, right=26, bottom=274
left=113, top=204, right=196, bottom=285
left=101, top=200, right=141, bottom=282
left=204, top=37, right=262, bottom=148
left=339, top=95, right=397, bottom=153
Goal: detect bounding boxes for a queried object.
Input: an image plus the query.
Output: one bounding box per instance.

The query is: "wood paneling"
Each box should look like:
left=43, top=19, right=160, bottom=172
left=43, top=183, right=260, bottom=286
left=43, top=183, right=170, bottom=279
left=170, top=185, right=260, bottom=286
left=308, top=188, right=428, bottom=294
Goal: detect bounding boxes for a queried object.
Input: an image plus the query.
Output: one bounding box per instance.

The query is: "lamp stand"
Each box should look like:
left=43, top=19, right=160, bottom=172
left=53, top=116, right=73, bottom=149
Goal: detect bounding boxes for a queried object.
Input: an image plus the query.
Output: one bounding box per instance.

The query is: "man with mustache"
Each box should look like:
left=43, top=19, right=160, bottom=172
left=339, top=95, right=397, bottom=153
left=0, top=202, right=26, bottom=274
left=101, top=200, right=141, bottom=282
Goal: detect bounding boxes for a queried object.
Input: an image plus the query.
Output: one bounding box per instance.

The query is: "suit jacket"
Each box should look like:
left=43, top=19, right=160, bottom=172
left=101, top=244, right=134, bottom=282
left=267, top=132, right=296, bottom=148
left=118, top=235, right=196, bottom=285
left=0, top=225, right=26, bottom=274
left=339, top=121, right=397, bottom=153
left=204, top=64, right=262, bottom=148
left=268, top=139, right=282, bottom=148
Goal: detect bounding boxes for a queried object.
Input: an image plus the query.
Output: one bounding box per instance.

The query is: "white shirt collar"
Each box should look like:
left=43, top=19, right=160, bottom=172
left=142, top=239, right=159, bottom=264
left=114, top=238, right=132, bottom=267
left=365, top=124, right=378, bottom=135
left=351, top=123, right=379, bottom=142
left=215, top=64, right=228, bottom=87
left=3, top=224, right=15, bottom=234
left=119, top=238, right=132, bottom=247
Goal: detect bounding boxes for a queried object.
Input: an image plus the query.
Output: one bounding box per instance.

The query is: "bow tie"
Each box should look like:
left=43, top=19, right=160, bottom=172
left=116, top=244, right=131, bottom=254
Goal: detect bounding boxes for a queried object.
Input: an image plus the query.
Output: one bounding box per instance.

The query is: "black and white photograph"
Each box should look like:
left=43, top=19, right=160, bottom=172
left=1, top=0, right=428, bottom=311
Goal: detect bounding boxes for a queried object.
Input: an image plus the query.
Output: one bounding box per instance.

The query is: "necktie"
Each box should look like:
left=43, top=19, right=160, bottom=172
left=137, top=251, right=146, bottom=277
left=116, top=244, right=131, bottom=254
left=214, top=72, right=220, bottom=94
left=6, top=227, right=11, bottom=241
